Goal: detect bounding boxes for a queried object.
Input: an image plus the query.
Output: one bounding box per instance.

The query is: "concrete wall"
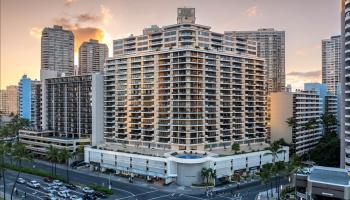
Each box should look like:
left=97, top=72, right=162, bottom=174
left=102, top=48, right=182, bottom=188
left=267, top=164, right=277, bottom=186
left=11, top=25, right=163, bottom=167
left=270, top=92, right=293, bottom=144
left=91, top=73, right=104, bottom=146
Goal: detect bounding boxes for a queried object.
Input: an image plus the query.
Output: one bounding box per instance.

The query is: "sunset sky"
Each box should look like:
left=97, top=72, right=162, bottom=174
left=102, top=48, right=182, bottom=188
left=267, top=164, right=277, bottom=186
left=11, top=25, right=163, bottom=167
left=0, top=0, right=340, bottom=90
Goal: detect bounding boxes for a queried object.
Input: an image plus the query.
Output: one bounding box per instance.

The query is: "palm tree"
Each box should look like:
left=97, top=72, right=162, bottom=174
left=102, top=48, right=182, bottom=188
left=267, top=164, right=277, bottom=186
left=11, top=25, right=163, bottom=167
left=231, top=143, right=240, bottom=154
left=257, top=163, right=273, bottom=198
left=286, top=117, right=296, bottom=127
left=58, top=148, right=72, bottom=183
left=73, top=144, right=84, bottom=161
left=10, top=142, right=31, bottom=200
left=201, top=168, right=209, bottom=187
left=321, top=113, right=338, bottom=134
left=264, top=141, right=286, bottom=164
left=0, top=142, right=6, bottom=200
left=47, top=145, right=59, bottom=176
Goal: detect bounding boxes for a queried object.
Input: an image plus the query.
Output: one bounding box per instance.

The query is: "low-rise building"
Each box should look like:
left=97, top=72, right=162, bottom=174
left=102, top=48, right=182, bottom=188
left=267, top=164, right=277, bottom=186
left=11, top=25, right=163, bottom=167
left=85, top=144, right=289, bottom=186
left=295, top=166, right=350, bottom=200
left=0, top=85, right=18, bottom=115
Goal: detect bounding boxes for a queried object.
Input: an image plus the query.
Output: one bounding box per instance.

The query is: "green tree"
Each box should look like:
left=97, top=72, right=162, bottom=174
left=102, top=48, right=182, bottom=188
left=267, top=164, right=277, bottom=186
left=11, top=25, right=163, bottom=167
left=231, top=143, right=240, bottom=154
left=321, top=113, right=338, bottom=134
left=58, top=148, right=72, bottom=183
left=10, top=142, right=32, bottom=200
left=306, top=133, right=339, bottom=167
left=47, top=145, right=59, bottom=176
left=264, top=141, right=286, bottom=164
left=0, top=142, right=6, bottom=200
left=257, top=163, right=273, bottom=198
left=286, top=117, right=296, bottom=127
left=200, top=167, right=209, bottom=187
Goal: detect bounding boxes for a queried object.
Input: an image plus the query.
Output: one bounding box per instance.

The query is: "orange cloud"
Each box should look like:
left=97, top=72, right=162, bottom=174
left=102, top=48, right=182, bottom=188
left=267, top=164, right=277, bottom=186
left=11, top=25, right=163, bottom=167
left=29, top=27, right=42, bottom=39
left=72, top=27, right=105, bottom=51
left=64, top=0, right=76, bottom=6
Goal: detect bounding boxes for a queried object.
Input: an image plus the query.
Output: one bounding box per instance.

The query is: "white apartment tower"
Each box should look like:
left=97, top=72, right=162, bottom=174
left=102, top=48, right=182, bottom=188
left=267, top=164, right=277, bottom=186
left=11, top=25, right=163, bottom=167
left=225, top=29, right=285, bottom=93
left=322, top=35, right=341, bottom=94
left=270, top=91, right=323, bottom=155
left=341, top=0, right=350, bottom=169
left=41, top=25, right=74, bottom=76
left=107, top=8, right=267, bottom=151
left=79, top=39, right=109, bottom=75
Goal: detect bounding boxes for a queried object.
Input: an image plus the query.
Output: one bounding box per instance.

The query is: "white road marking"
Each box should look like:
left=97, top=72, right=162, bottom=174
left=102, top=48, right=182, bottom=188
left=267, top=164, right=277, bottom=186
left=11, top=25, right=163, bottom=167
left=147, top=194, right=172, bottom=200
left=117, top=190, right=160, bottom=200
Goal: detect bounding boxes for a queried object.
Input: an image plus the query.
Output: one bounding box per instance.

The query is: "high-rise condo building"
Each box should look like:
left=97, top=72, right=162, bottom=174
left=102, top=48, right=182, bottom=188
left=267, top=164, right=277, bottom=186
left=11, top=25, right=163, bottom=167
left=108, top=10, right=266, bottom=151
left=341, top=0, right=350, bottom=169
left=225, top=29, right=285, bottom=93
left=0, top=85, right=18, bottom=115
left=41, top=25, right=74, bottom=76
left=270, top=90, right=323, bottom=155
left=19, top=70, right=104, bottom=155
left=18, top=75, right=33, bottom=120
left=79, top=39, right=109, bottom=75
left=85, top=7, right=289, bottom=187
left=322, top=35, right=341, bottom=94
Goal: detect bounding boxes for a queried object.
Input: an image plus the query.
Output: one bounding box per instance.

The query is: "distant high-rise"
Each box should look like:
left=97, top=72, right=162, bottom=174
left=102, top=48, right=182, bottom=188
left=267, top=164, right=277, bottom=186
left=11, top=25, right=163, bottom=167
left=18, top=75, right=32, bottom=120
left=0, top=85, right=18, bottom=115
left=79, top=39, right=108, bottom=75
left=225, top=29, right=285, bottom=93
left=41, top=25, right=74, bottom=76
left=322, top=35, right=341, bottom=94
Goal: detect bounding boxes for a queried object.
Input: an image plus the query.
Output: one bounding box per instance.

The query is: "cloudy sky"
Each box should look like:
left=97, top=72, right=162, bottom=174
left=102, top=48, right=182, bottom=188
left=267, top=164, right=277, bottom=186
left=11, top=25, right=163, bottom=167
left=0, top=0, right=340, bottom=89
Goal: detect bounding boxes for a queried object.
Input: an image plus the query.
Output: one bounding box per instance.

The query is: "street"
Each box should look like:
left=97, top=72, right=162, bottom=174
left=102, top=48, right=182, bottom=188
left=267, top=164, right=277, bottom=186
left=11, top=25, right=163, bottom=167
left=0, top=159, right=288, bottom=200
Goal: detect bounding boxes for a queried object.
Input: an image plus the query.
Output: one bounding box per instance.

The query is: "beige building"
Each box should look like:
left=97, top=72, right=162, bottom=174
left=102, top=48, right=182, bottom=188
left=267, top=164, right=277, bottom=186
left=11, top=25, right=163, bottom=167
left=270, top=91, right=322, bottom=155
left=107, top=7, right=266, bottom=151
left=79, top=39, right=108, bottom=75
left=0, top=85, right=18, bottom=115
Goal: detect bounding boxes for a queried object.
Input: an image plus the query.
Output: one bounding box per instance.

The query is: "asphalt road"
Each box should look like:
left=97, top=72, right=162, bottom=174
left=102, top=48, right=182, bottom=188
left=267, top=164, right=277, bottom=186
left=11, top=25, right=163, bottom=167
left=1, top=159, right=288, bottom=200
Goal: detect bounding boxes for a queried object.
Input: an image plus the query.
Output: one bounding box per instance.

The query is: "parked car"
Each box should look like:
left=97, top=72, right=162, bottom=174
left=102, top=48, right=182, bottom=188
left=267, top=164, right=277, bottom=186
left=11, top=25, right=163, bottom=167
left=43, top=177, right=53, bottom=183
left=82, top=194, right=96, bottom=200
left=65, top=183, right=77, bottom=190
left=58, top=191, right=70, bottom=198
left=70, top=195, right=83, bottom=200
left=93, top=192, right=107, bottom=199
left=44, top=193, right=58, bottom=200
left=27, top=180, right=40, bottom=188
left=43, top=186, right=56, bottom=194
left=82, top=187, right=94, bottom=194
left=53, top=180, right=63, bottom=186
left=70, top=161, right=81, bottom=168
left=17, top=178, right=26, bottom=184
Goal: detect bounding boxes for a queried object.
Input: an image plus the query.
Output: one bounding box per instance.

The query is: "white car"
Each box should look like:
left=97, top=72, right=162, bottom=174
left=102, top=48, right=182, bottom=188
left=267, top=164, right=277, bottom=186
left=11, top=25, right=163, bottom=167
left=46, top=193, right=58, bottom=200
left=17, top=178, right=26, bottom=184
left=53, top=180, right=63, bottom=186
left=82, top=187, right=94, bottom=194
left=70, top=195, right=82, bottom=200
left=57, top=191, right=70, bottom=198
left=43, top=186, right=56, bottom=194
left=27, top=180, right=40, bottom=188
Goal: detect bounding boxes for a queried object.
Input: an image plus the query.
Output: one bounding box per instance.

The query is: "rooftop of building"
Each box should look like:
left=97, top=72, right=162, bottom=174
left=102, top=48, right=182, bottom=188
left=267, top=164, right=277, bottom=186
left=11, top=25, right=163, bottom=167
left=96, top=142, right=270, bottom=158
left=299, top=166, right=350, bottom=186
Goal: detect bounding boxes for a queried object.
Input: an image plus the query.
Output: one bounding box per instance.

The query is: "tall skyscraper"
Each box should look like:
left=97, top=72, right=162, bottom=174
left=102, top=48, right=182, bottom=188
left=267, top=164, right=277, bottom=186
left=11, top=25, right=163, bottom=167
left=79, top=39, right=109, bottom=75
left=0, top=85, right=18, bottom=115
left=225, top=29, right=285, bottom=93
left=41, top=25, right=74, bottom=76
left=322, top=35, right=341, bottom=94
left=18, top=75, right=32, bottom=120
left=341, top=0, right=350, bottom=169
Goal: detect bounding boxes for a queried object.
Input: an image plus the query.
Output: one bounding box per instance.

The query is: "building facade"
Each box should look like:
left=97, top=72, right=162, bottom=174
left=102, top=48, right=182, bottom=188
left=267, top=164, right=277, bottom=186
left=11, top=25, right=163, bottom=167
left=41, top=25, right=74, bottom=76
left=225, top=29, right=285, bottom=93
left=341, top=0, right=350, bottom=169
left=20, top=72, right=104, bottom=155
left=270, top=91, right=323, bottom=155
left=0, top=85, right=18, bottom=115
left=18, top=75, right=32, bottom=120
left=322, top=35, right=341, bottom=94
left=79, top=39, right=109, bottom=75
left=107, top=10, right=268, bottom=151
